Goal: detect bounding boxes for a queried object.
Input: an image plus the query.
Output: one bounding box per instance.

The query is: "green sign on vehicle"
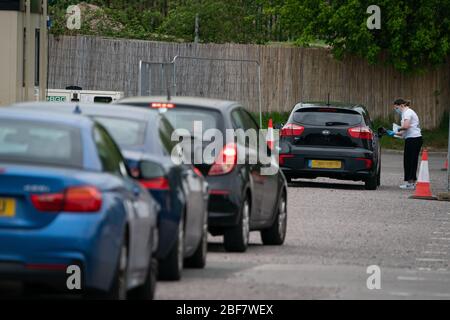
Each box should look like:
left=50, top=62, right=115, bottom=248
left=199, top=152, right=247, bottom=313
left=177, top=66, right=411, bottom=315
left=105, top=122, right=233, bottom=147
left=47, top=96, right=66, bottom=102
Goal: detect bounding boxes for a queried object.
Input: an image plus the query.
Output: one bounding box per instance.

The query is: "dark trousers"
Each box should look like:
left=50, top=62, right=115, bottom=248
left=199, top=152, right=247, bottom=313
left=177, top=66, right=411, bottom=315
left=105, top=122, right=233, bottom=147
left=404, top=136, right=423, bottom=182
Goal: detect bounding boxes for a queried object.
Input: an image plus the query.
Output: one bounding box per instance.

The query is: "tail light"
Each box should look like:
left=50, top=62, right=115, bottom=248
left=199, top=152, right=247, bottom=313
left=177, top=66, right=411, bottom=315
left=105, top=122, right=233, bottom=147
left=281, top=124, right=304, bottom=137
left=356, top=158, right=373, bottom=169
left=348, top=126, right=373, bottom=140
left=279, top=154, right=294, bottom=166
left=140, top=177, right=170, bottom=190
left=31, top=186, right=102, bottom=213
left=192, top=166, right=203, bottom=177
left=208, top=143, right=237, bottom=176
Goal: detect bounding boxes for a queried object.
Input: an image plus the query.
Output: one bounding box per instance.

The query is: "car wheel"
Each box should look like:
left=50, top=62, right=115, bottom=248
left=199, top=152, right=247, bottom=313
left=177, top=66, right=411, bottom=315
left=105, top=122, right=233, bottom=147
left=158, top=216, right=184, bottom=281
left=184, top=213, right=208, bottom=268
left=129, top=257, right=157, bottom=300
left=365, top=173, right=378, bottom=190
left=377, top=165, right=381, bottom=187
left=224, top=196, right=250, bottom=252
left=261, top=191, right=287, bottom=245
left=104, top=240, right=128, bottom=300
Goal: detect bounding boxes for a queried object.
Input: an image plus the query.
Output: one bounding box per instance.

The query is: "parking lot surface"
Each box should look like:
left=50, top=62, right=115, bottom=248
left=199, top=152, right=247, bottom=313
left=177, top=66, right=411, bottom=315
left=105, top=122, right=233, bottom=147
left=1, top=152, right=448, bottom=299
left=156, top=152, right=450, bottom=300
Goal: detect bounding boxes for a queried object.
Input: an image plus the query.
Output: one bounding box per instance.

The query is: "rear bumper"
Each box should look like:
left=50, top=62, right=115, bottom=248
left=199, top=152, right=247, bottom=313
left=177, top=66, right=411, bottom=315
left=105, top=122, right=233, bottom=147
left=280, top=147, right=376, bottom=180
left=205, top=171, right=244, bottom=230
left=0, top=203, right=125, bottom=292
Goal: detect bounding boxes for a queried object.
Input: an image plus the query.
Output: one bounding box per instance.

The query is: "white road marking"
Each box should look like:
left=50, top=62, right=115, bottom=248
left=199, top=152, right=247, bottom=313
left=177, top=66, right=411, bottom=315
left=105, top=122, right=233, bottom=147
left=416, top=258, right=447, bottom=262
left=389, top=292, right=411, bottom=297
left=397, top=276, right=426, bottom=281
left=422, top=251, right=448, bottom=255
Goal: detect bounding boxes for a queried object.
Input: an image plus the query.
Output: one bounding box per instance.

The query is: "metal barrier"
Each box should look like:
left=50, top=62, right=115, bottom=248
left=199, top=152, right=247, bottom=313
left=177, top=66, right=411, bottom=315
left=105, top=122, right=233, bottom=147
left=138, top=56, right=262, bottom=127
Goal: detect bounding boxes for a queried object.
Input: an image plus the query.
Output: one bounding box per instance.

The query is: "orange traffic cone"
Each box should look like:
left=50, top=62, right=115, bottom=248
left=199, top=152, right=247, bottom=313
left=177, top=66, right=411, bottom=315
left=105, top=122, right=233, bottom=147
left=266, top=118, right=274, bottom=150
left=441, top=157, right=448, bottom=171
left=410, top=149, right=437, bottom=200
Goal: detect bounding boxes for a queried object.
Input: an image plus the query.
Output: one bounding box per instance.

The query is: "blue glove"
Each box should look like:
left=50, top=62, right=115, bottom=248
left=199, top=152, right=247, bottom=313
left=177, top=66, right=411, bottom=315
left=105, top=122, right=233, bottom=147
left=386, top=130, right=395, bottom=137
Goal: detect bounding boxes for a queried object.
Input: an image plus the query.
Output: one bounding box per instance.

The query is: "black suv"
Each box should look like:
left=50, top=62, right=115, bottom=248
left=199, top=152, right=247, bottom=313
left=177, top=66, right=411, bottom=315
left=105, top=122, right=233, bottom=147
left=279, top=102, right=381, bottom=190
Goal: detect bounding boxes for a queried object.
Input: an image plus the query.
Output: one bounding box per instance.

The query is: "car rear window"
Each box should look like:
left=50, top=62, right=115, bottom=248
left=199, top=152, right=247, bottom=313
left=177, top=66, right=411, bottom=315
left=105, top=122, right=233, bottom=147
left=163, top=107, right=222, bottom=138
left=93, top=116, right=147, bottom=147
left=0, top=119, right=82, bottom=168
left=293, top=109, right=362, bottom=126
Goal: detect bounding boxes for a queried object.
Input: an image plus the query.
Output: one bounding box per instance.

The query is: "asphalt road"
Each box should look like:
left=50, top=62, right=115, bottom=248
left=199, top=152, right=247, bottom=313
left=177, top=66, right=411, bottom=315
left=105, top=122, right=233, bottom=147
left=1, top=152, right=449, bottom=299
left=156, top=151, right=450, bottom=300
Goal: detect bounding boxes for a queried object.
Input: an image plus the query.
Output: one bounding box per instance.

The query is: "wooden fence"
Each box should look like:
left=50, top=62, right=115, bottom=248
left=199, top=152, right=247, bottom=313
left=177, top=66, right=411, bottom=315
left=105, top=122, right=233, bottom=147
left=48, top=35, right=450, bottom=129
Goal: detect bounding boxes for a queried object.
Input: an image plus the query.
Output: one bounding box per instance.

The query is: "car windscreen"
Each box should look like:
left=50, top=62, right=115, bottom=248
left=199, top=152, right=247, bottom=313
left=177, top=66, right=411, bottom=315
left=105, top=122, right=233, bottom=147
left=0, top=119, right=82, bottom=168
left=93, top=116, right=147, bottom=147
left=163, top=107, right=222, bottom=139
left=293, top=108, right=362, bottom=126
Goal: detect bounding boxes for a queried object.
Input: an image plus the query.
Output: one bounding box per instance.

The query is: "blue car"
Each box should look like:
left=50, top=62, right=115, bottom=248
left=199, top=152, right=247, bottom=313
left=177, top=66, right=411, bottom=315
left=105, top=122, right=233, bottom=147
left=13, top=102, right=209, bottom=281
left=0, top=108, right=159, bottom=299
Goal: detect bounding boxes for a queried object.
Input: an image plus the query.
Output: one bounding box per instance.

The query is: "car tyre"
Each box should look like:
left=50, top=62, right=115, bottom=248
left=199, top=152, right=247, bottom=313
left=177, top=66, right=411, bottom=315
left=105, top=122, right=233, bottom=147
left=129, top=257, right=157, bottom=300
left=91, top=240, right=128, bottom=300
left=365, top=173, right=378, bottom=190
left=184, top=214, right=208, bottom=269
left=224, top=196, right=250, bottom=252
left=158, top=216, right=184, bottom=281
left=261, top=191, right=287, bottom=245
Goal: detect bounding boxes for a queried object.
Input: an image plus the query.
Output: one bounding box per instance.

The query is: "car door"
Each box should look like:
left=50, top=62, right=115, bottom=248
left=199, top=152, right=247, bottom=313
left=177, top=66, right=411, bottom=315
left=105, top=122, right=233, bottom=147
left=230, top=108, right=264, bottom=221
left=157, top=117, right=204, bottom=254
left=94, top=124, right=153, bottom=277
left=240, top=109, right=279, bottom=220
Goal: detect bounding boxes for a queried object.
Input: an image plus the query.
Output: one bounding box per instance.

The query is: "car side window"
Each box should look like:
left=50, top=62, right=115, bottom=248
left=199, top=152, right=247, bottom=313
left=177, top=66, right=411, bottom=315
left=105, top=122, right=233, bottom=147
left=158, top=117, right=177, bottom=156
left=240, top=109, right=259, bottom=131
left=363, top=111, right=372, bottom=128
left=94, top=125, right=127, bottom=176
left=231, top=108, right=245, bottom=130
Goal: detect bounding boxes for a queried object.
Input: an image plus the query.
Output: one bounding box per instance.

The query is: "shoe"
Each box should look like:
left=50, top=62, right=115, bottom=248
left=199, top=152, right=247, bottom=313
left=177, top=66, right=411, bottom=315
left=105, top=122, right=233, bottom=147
left=400, top=183, right=416, bottom=190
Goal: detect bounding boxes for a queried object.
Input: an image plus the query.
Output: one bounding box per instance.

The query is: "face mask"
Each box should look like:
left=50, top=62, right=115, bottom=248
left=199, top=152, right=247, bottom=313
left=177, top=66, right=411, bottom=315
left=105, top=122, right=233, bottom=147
left=394, top=107, right=402, bottom=115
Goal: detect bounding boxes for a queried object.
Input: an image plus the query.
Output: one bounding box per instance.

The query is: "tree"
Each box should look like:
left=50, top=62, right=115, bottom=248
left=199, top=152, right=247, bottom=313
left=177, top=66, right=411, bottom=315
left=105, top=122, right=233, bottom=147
left=281, top=0, right=450, bottom=72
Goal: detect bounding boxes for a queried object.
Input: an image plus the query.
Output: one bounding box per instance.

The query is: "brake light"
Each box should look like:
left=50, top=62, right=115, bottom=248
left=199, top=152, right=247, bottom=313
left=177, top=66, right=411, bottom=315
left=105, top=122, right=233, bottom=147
left=348, top=126, right=373, bottom=140
left=208, top=143, right=237, bottom=176
left=140, top=177, right=170, bottom=190
left=31, top=186, right=102, bottom=213
left=356, top=158, right=373, bottom=169
left=151, top=103, right=175, bottom=109
left=192, top=166, right=203, bottom=177
left=281, top=124, right=304, bottom=137
left=279, top=154, right=294, bottom=166
left=31, top=192, right=64, bottom=212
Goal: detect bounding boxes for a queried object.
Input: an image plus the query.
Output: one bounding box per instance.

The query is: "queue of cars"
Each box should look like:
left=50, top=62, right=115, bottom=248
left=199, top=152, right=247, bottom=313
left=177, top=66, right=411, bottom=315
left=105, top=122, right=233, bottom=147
left=0, top=96, right=382, bottom=299
left=0, top=96, right=288, bottom=299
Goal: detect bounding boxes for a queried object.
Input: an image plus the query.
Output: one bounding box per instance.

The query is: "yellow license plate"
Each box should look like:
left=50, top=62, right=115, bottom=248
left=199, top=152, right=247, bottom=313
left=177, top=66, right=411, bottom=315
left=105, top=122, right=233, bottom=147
left=0, top=198, right=16, bottom=218
left=310, top=160, right=342, bottom=169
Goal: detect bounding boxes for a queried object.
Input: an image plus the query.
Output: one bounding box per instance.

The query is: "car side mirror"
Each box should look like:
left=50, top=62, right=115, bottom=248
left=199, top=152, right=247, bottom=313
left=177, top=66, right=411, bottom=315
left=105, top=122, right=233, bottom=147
left=274, top=123, right=283, bottom=130
left=377, top=127, right=387, bottom=138
left=139, top=160, right=166, bottom=180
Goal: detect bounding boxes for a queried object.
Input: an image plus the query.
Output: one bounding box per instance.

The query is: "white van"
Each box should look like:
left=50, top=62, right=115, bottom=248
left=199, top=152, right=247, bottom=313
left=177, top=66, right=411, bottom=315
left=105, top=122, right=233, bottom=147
left=47, top=88, right=124, bottom=103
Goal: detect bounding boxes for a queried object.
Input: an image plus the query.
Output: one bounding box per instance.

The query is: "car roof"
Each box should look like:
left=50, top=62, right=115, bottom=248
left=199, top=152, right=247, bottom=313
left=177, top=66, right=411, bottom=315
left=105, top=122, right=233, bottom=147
left=117, top=96, right=238, bottom=110
left=11, top=101, right=159, bottom=121
left=293, top=101, right=367, bottom=113
left=0, top=106, right=93, bottom=128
